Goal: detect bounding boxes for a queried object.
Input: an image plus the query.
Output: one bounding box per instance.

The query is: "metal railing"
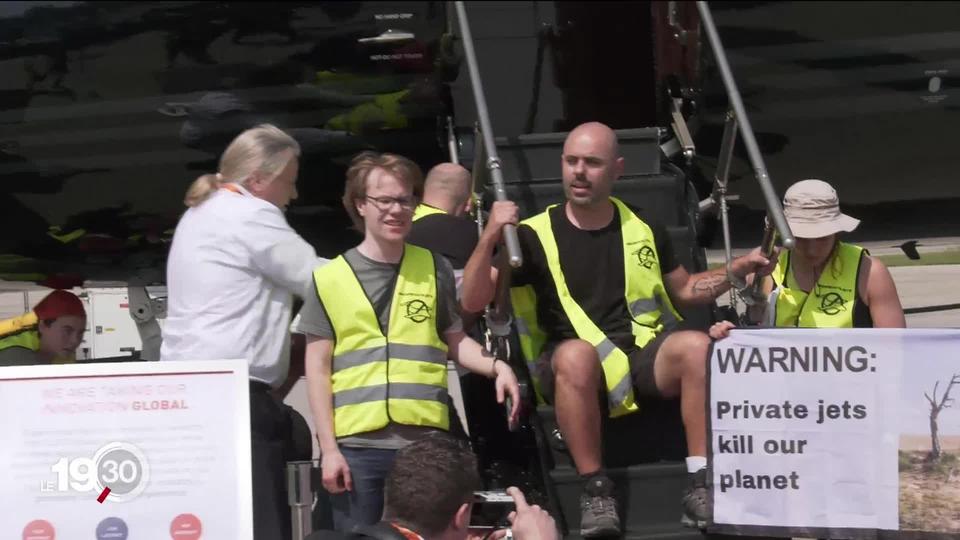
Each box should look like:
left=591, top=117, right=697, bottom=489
left=453, top=1, right=523, bottom=269
left=445, top=116, right=460, bottom=166
left=694, top=1, right=795, bottom=308
left=288, top=461, right=314, bottom=540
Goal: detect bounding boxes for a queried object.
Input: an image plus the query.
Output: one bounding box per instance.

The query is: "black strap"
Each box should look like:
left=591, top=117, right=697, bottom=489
left=249, top=380, right=272, bottom=394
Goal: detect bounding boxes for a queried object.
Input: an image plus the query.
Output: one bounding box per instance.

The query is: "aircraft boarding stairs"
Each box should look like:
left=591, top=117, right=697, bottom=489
left=294, top=2, right=792, bottom=538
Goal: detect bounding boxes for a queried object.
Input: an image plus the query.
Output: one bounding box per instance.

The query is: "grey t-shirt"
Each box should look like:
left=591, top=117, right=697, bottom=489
left=296, top=247, right=462, bottom=450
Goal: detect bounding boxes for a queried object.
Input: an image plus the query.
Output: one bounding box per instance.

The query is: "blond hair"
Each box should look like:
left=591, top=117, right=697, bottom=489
left=342, top=152, right=423, bottom=230
left=184, top=124, right=301, bottom=207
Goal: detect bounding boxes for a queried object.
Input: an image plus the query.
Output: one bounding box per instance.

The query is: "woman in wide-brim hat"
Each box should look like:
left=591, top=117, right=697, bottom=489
left=713, top=179, right=905, bottom=335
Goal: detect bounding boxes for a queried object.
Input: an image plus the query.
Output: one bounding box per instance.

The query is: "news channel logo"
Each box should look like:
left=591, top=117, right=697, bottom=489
left=41, top=441, right=150, bottom=502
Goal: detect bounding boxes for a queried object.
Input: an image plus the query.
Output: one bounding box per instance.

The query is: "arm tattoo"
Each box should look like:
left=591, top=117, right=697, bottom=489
left=691, top=273, right=729, bottom=299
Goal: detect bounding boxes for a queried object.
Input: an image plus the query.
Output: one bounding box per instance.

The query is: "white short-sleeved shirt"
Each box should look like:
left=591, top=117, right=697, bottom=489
left=160, top=184, right=321, bottom=387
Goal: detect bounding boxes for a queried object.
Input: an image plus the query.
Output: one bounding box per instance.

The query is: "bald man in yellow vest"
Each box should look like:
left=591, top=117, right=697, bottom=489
left=408, top=163, right=479, bottom=274
left=461, top=122, right=776, bottom=534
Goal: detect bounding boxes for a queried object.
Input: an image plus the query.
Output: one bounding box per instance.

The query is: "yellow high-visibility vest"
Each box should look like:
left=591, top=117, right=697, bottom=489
left=412, top=204, right=446, bottom=222
left=325, top=90, right=410, bottom=134
left=314, top=244, right=449, bottom=438
left=0, top=328, right=40, bottom=353
left=0, top=312, right=77, bottom=364
left=512, top=197, right=682, bottom=417
left=768, top=242, right=866, bottom=328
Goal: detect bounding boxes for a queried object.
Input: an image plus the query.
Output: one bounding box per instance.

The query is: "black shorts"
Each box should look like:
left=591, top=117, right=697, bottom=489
left=532, top=330, right=673, bottom=405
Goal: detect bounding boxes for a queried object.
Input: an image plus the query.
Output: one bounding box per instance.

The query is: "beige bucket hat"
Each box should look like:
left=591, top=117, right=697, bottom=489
left=782, top=179, right=860, bottom=239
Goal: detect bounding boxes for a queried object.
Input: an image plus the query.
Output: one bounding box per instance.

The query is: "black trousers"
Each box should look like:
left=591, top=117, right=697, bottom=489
left=250, top=381, right=313, bottom=540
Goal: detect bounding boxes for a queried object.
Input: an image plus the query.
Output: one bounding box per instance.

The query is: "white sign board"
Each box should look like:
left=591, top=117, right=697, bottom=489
left=710, top=329, right=960, bottom=538
left=0, top=360, right=252, bottom=540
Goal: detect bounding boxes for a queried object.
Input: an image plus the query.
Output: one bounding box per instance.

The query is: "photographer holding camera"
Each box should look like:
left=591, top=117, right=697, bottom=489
left=308, top=434, right=557, bottom=540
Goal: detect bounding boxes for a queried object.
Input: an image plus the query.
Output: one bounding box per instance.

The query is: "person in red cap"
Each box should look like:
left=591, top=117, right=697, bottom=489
left=0, top=289, right=87, bottom=366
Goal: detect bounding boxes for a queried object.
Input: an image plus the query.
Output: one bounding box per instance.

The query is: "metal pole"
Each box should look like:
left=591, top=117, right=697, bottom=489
left=696, top=1, right=794, bottom=250
left=712, top=110, right=744, bottom=311
left=454, top=1, right=523, bottom=267
left=716, top=110, right=738, bottom=275
left=446, top=116, right=460, bottom=165
left=471, top=124, right=487, bottom=237
left=287, top=461, right=314, bottom=540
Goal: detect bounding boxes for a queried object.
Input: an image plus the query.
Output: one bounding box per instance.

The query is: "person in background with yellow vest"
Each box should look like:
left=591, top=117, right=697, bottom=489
left=298, top=152, right=521, bottom=533
left=408, top=163, right=479, bottom=280
left=412, top=163, right=474, bottom=222
left=461, top=122, right=776, bottom=535
left=0, top=289, right=86, bottom=366
left=709, top=179, right=905, bottom=338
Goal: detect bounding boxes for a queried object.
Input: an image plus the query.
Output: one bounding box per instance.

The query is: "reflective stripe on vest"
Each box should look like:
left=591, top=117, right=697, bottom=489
left=412, top=204, right=446, bottom=222
left=314, top=244, right=449, bottom=438
left=510, top=285, right=547, bottom=402
left=769, top=242, right=865, bottom=328
left=513, top=197, right=683, bottom=417
left=0, top=328, right=39, bottom=353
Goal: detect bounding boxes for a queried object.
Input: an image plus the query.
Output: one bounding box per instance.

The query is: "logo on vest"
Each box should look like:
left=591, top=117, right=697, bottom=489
left=633, top=246, right=657, bottom=269
left=819, top=292, right=846, bottom=315
left=403, top=299, right=432, bottom=323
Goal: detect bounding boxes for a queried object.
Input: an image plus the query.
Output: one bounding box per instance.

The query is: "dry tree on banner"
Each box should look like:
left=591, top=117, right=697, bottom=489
left=924, top=373, right=960, bottom=461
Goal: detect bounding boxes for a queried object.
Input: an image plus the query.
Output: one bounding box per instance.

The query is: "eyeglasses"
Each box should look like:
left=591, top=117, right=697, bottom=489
left=365, top=195, right=418, bottom=212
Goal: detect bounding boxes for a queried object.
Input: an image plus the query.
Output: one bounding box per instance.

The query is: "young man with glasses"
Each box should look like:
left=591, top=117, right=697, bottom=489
left=297, top=152, right=522, bottom=532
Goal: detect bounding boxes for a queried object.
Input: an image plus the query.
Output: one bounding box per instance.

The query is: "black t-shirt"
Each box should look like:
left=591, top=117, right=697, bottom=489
left=512, top=204, right=679, bottom=352
left=407, top=212, right=480, bottom=270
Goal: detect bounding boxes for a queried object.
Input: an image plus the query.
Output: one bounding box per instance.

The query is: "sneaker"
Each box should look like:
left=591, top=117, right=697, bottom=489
left=580, top=476, right=621, bottom=538
left=680, top=468, right=711, bottom=529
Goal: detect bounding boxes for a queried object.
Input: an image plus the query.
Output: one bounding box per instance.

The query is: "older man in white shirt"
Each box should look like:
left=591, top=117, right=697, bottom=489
left=162, top=124, right=322, bottom=540
left=161, top=175, right=315, bottom=384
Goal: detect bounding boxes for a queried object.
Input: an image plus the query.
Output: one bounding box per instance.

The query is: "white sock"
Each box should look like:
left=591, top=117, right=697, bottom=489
left=686, top=456, right=707, bottom=473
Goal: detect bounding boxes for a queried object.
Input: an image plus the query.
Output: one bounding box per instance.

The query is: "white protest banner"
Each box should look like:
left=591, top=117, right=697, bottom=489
left=0, top=359, right=253, bottom=540
left=710, top=328, right=960, bottom=538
